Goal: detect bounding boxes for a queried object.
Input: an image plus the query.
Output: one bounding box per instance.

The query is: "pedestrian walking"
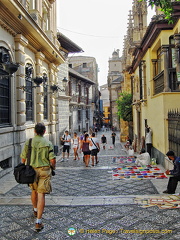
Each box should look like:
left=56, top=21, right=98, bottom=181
left=111, top=131, right=116, bottom=146
left=80, top=133, right=92, bottom=167
left=61, top=130, right=71, bottom=161
left=72, top=132, right=80, bottom=160
left=90, top=132, right=100, bottom=166
left=20, top=123, right=56, bottom=232
left=163, top=151, right=180, bottom=194
left=101, top=134, right=107, bottom=150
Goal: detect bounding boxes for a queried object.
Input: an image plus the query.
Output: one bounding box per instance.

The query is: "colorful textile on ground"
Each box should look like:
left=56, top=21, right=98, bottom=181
left=135, top=195, right=180, bottom=209
left=112, top=165, right=167, bottom=180
left=112, top=156, right=135, bottom=164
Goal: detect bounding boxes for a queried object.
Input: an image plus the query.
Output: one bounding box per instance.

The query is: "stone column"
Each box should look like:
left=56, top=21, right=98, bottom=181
left=49, top=63, right=58, bottom=144
left=162, top=45, right=171, bottom=92
left=141, top=60, right=147, bottom=100
left=14, top=34, right=28, bottom=126
left=151, top=59, right=157, bottom=78
left=35, top=52, right=45, bottom=123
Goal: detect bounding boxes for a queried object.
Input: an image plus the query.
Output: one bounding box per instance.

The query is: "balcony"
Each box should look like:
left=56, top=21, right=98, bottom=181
left=70, top=95, right=78, bottom=105
left=70, top=95, right=89, bottom=105
left=154, top=71, right=164, bottom=95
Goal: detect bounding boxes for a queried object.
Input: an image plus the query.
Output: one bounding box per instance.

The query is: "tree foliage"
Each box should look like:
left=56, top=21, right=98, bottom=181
left=116, top=92, right=133, bottom=122
left=140, top=0, right=180, bottom=22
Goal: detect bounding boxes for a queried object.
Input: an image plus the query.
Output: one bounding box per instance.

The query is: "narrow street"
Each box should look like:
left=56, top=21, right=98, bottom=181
left=0, top=130, right=180, bottom=239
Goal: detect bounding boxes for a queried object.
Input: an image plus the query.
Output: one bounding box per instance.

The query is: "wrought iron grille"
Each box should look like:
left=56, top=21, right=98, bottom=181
left=168, top=110, right=180, bottom=156
left=0, top=76, right=10, bottom=126
left=25, top=64, right=34, bottom=121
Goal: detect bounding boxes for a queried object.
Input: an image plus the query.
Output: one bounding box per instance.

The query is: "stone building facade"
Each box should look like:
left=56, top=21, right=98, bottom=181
left=68, top=67, right=94, bottom=134
left=68, top=56, right=100, bottom=127
left=107, top=49, right=123, bottom=130
left=100, top=84, right=110, bottom=125
left=0, top=0, right=85, bottom=175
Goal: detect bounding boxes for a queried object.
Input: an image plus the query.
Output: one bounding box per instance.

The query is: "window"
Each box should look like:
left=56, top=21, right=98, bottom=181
left=78, top=110, right=81, bottom=122
left=69, top=64, right=72, bottom=68
left=83, top=63, right=87, bottom=68
left=25, top=64, right=34, bottom=121
left=68, top=80, right=72, bottom=96
left=0, top=76, right=11, bottom=126
left=157, top=47, right=163, bottom=74
left=169, top=36, right=176, bottom=68
left=78, top=84, right=81, bottom=103
left=0, top=47, right=11, bottom=127
left=86, top=110, right=89, bottom=119
left=169, top=36, right=179, bottom=91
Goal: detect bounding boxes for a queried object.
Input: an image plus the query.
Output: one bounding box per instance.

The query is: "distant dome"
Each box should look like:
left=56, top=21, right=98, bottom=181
left=112, top=51, right=118, bottom=57
left=112, top=50, right=120, bottom=59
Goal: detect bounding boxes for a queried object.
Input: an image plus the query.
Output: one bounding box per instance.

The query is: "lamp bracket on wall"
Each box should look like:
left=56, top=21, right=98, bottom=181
left=20, top=77, right=44, bottom=92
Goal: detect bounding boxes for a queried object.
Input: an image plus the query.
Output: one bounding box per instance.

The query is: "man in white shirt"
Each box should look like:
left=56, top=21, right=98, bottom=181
left=135, top=148, right=150, bottom=166
left=90, top=132, right=100, bottom=166
left=145, top=126, right=152, bottom=157
left=61, top=130, right=71, bottom=161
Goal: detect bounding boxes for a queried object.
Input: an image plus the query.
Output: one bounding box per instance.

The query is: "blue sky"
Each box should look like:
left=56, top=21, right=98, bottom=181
left=57, top=0, right=155, bottom=86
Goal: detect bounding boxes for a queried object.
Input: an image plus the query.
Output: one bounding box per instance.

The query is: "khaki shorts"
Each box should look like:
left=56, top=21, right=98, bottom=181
left=29, top=166, right=52, bottom=194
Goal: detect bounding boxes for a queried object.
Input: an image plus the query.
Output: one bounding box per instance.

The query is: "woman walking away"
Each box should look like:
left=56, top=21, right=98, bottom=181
left=80, top=133, right=92, bottom=167
left=72, top=132, right=80, bottom=160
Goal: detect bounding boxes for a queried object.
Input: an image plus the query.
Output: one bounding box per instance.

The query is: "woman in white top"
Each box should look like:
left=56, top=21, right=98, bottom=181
left=72, top=132, right=80, bottom=160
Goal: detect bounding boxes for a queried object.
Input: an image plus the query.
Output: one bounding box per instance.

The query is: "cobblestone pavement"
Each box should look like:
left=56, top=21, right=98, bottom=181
left=0, top=130, right=180, bottom=239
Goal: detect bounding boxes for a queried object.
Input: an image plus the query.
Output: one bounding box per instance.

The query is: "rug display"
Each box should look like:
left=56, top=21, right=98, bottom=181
left=112, top=156, right=135, bottom=164
left=135, top=195, right=180, bottom=209
left=112, top=165, right=167, bottom=180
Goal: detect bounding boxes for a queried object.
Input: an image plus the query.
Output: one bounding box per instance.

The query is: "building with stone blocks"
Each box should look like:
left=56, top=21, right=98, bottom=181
left=123, top=2, right=180, bottom=166
left=68, top=56, right=100, bottom=126
left=57, top=33, right=83, bottom=144
left=100, top=84, right=110, bottom=125
left=107, top=50, right=124, bottom=130
left=0, top=0, right=82, bottom=176
left=68, top=67, right=94, bottom=135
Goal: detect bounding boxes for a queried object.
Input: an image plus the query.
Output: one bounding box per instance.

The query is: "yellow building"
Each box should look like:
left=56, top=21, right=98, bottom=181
left=130, top=3, right=180, bottom=166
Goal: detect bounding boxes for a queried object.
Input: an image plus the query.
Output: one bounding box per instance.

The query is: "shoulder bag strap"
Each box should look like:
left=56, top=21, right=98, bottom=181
left=27, top=138, right=32, bottom=166
left=91, top=138, right=98, bottom=149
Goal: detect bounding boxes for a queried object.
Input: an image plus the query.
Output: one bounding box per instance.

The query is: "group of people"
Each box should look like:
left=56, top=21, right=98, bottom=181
left=60, top=130, right=100, bottom=167
left=60, top=130, right=117, bottom=165
left=19, top=123, right=180, bottom=233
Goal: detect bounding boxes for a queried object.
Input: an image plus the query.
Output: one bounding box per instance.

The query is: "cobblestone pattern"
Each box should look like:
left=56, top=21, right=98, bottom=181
left=4, top=168, right=158, bottom=197
left=0, top=204, right=179, bottom=240
left=1, top=131, right=179, bottom=239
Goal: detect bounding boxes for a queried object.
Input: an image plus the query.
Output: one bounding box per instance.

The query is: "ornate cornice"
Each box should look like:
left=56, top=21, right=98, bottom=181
left=0, top=19, right=16, bottom=37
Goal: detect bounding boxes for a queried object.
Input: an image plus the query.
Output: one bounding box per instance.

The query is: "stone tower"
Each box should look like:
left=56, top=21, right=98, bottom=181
left=132, top=0, right=148, bottom=45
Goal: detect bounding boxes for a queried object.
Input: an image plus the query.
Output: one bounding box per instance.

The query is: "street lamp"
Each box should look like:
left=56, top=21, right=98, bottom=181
left=39, top=77, right=68, bottom=96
